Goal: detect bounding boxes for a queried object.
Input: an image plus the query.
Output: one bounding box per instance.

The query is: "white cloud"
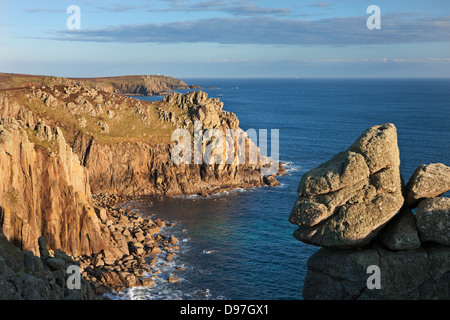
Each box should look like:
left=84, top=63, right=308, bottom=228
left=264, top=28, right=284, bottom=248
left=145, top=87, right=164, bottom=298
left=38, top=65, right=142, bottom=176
left=55, top=14, right=450, bottom=46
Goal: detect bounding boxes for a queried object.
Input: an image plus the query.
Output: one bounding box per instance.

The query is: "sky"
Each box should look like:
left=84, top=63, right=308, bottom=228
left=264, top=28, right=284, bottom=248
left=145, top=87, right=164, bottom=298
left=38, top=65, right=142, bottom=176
left=0, top=0, right=449, bottom=78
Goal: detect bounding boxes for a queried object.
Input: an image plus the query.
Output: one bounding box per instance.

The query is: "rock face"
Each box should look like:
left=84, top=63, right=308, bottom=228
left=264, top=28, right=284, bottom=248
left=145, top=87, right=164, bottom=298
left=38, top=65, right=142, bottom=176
left=73, top=91, right=282, bottom=197
left=291, top=124, right=450, bottom=300
left=289, top=123, right=404, bottom=248
left=73, top=195, right=181, bottom=292
left=303, top=245, right=449, bottom=300
left=0, top=116, right=135, bottom=267
left=379, top=207, right=421, bottom=251
left=0, top=118, right=109, bottom=257
left=416, top=197, right=450, bottom=246
left=405, top=163, right=450, bottom=207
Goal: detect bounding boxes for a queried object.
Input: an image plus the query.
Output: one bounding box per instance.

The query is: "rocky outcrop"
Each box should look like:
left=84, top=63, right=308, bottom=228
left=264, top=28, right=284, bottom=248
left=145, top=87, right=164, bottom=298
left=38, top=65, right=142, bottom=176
left=1, top=82, right=283, bottom=199
left=75, top=195, right=182, bottom=292
left=290, top=123, right=449, bottom=300
left=72, top=91, right=282, bottom=197
left=0, top=76, right=283, bottom=298
left=405, top=163, right=450, bottom=207
left=289, top=123, right=404, bottom=248
left=0, top=118, right=110, bottom=257
left=302, top=244, right=449, bottom=300
left=162, top=91, right=238, bottom=129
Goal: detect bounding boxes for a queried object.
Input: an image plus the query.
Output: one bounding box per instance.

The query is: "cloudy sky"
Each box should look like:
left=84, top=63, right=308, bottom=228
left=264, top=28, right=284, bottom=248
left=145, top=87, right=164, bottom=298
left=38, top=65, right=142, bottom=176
left=1, top=0, right=449, bottom=78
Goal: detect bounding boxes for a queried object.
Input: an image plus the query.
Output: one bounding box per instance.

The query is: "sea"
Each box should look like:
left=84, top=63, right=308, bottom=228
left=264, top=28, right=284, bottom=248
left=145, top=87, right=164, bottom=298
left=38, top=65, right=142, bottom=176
left=112, top=78, right=450, bottom=300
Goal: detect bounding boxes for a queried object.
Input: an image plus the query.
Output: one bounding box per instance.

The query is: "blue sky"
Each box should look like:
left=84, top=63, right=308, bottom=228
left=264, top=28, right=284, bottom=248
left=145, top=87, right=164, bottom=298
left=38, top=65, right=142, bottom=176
left=0, top=0, right=449, bottom=78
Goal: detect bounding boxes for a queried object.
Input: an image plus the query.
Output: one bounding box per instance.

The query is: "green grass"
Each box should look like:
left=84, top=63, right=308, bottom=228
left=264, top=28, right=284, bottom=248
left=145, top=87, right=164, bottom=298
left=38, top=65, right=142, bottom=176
left=3, top=86, right=181, bottom=146
left=25, top=128, right=59, bottom=154
left=0, top=73, right=204, bottom=151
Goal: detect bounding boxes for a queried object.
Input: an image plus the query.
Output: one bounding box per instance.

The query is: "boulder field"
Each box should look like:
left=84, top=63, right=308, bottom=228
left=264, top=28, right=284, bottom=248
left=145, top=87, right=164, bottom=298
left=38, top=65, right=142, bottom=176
left=289, top=123, right=449, bottom=300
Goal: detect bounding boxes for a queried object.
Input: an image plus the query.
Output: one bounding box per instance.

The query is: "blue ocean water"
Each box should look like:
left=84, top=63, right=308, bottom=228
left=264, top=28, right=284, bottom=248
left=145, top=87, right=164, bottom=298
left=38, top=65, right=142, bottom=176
left=118, top=79, right=450, bottom=300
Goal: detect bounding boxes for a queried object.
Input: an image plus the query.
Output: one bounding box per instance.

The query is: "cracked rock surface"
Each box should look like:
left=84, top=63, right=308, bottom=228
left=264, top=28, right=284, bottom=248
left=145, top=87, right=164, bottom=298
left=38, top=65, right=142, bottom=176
left=289, top=123, right=404, bottom=248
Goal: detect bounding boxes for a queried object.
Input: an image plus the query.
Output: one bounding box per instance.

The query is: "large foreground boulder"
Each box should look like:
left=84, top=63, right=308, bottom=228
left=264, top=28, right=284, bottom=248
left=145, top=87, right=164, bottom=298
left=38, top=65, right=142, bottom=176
left=289, top=123, right=404, bottom=248
left=293, top=124, right=449, bottom=300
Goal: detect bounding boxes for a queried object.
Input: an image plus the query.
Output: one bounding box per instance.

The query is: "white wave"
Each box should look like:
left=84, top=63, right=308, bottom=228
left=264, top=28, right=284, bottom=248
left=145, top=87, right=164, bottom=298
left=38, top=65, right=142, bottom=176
left=202, top=249, right=217, bottom=254
left=281, top=161, right=301, bottom=173
left=169, top=186, right=254, bottom=201
left=171, top=194, right=201, bottom=200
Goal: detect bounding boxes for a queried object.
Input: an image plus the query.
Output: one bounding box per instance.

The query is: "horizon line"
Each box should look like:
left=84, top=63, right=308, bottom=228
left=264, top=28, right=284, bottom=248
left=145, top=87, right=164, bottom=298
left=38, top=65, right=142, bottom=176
left=2, top=72, right=450, bottom=81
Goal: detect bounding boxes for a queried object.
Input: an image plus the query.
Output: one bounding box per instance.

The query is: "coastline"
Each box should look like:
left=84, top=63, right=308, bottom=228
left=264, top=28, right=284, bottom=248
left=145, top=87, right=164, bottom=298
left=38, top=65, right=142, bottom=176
left=76, top=193, right=183, bottom=297
left=0, top=74, right=287, bottom=300
left=83, top=164, right=287, bottom=298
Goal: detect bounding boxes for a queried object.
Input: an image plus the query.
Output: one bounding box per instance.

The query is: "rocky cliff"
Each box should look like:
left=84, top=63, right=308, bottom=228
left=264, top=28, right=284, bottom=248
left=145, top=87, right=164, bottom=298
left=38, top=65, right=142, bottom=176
left=72, top=90, right=282, bottom=196
left=0, top=115, right=134, bottom=263
left=0, top=117, right=106, bottom=257
left=289, top=123, right=449, bottom=300
left=0, top=75, right=282, bottom=298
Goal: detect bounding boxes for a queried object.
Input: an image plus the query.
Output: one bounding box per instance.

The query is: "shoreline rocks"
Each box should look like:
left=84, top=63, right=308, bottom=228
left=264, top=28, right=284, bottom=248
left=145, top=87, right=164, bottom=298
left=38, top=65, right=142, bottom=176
left=290, top=124, right=449, bottom=300
left=75, top=194, right=183, bottom=295
left=0, top=191, right=186, bottom=299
